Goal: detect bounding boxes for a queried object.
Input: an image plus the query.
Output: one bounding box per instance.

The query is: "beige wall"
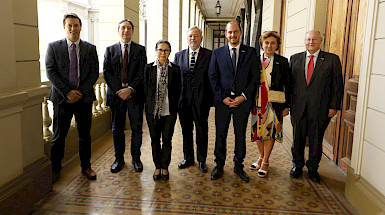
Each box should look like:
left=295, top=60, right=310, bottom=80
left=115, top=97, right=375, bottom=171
left=261, top=0, right=282, bottom=33
left=283, top=0, right=327, bottom=58
left=0, top=0, right=46, bottom=187
left=169, top=0, right=182, bottom=61
left=352, top=0, right=385, bottom=197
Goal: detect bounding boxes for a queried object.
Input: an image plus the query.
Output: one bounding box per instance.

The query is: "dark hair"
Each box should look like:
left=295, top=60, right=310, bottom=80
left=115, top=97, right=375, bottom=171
left=118, top=19, right=135, bottom=31
left=259, top=31, right=281, bottom=50
left=63, top=13, right=82, bottom=26
left=225, top=21, right=242, bottom=32
left=155, top=40, right=171, bottom=52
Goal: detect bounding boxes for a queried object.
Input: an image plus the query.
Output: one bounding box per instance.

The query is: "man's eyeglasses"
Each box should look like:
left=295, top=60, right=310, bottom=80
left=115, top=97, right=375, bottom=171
left=157, top=49, right=171, bottom=54
left=305, top=38, right=321, bottom=42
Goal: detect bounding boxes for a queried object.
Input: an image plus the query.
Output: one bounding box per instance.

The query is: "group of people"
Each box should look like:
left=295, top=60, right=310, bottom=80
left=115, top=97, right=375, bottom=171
left=47, top=13, right=343, bottom=185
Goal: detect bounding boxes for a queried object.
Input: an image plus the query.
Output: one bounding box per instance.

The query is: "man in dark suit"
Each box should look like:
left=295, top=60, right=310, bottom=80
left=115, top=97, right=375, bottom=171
left=174, top=26, right=213, bottom=173
left=208, top=21, right=259, bottom=182
left=103, top=19, right=147, bottom=173
left=46, top=13, right=99, bottom=183
left=289, top=30, right=343, bottom=183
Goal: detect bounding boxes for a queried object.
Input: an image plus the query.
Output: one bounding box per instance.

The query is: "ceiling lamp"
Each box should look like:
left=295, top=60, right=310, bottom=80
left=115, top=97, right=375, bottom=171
left=215, top=0, right=221, bottom=17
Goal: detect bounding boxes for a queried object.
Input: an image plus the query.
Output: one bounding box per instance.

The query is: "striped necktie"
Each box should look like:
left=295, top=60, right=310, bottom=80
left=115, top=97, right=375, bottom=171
left=190, top=51, right=196, bottom=71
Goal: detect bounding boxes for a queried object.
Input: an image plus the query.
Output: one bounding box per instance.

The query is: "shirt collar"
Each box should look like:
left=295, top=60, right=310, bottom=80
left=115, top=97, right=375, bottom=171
left=153, top=60, right=172, bottom=67
left=120, top=40, right=132, bottom=48
left=189, top=46, right=200, bottom=55
left=66, top=38, right=80, bottom=48
left=228, top=43, right=241, bottom=51
left=306, top=49, right=320, bottom=58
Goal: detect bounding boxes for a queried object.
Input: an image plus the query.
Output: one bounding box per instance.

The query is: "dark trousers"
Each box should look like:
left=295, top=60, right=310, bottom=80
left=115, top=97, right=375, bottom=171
left=178, top=101, right=210, bottom=163
left=214, top=101, right=250, bottom=168
left=50, top=101, right=93, bottom=172
left=110, top=99, right=144, bottom=161
left=146, top=113, right=177, bottom=169
left=291, top=106, right=330, bottom=171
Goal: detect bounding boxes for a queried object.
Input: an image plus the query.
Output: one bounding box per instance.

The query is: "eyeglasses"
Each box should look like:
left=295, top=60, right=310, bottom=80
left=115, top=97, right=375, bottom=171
left=305, top=38, right=321, bottom=42
left=157, top=49, right=171, bottom=54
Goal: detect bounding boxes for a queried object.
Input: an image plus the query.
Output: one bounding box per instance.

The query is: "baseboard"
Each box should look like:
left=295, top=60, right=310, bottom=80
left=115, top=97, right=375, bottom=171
left=0, top=156, right=52, bottom=215
left=345, top=166, right=385, bottom=215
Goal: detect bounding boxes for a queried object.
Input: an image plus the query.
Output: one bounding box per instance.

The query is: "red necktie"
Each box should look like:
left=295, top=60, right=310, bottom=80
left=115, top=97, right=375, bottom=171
left=121, top=44, right=128, bottom=84
left=307, top=55, right=314, bottom=85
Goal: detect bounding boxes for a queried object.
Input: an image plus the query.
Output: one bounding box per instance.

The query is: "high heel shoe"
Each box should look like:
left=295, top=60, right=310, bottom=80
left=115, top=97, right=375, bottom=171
left=153, top=169, right=161, bottom=180
left=250, top=157, right=263, bottom=170
left=257, top=162, right=269, bottom=178
left=161, top=169, right=169, bottom=181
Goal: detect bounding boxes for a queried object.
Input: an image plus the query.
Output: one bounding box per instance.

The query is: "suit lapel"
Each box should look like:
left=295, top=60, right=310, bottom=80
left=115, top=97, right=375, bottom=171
left=79, top=40, right=87, bottom=71
left=308, top=50, right=325, bottom=85
left=223, top=44, right=234, bottom=74
left=299, top=51, right=307, bottom=85
left=194, top=47, right=204, bottom=71
left=60, top=39, right=70, bottom=64
left=237, top=45, right=247, bottom=72
left=183, top=48, right=189, bottom=72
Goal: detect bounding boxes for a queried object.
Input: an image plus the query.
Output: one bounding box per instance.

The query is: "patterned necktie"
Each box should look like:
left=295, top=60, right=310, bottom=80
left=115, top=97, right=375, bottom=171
left=121, top=44, right=128, bottom=84
left=69, top=43, right=78, bottom=89
left=190, top=51, right=196, bottom=71
left=231, top=48, right=237, bottom=76
left=307, top=55, right=314, bottom=85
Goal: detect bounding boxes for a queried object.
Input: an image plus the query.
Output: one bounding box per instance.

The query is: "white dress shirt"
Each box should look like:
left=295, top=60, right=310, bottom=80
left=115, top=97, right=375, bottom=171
left=305, top=49, right=320, bottom=77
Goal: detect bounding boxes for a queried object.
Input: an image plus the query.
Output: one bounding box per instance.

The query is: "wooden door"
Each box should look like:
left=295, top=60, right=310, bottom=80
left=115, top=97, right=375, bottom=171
left=323, top=0, right=367, bottom=171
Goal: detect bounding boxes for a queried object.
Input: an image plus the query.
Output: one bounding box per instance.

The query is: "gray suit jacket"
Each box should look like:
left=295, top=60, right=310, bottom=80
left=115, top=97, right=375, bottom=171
left=289, top=50, right=343, bottom=121
left=46, top=39, right=99, bottom=104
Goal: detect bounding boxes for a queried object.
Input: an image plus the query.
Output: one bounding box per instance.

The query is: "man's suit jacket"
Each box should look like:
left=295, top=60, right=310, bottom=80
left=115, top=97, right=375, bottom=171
left=46, top=39, right=99, bottom=104
left=174, top=47, right=213, bottom=112
left=143, top=62, right=182, bottom=115
left=208, top=44, right=259, bottom=109
left=103, top=42, right=147, bottom=106
left=290, top=50, right=343, bottom=121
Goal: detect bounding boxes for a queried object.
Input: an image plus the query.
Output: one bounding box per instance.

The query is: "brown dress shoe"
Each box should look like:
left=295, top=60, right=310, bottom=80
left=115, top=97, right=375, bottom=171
left=82, top=167, right=97, bottom=180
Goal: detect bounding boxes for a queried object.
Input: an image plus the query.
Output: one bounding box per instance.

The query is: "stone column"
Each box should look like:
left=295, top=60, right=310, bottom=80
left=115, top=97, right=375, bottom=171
left=146, top=0, right=168, bottom=62
left=168, top=0, right=183, bottom=61
left=181, top=0, right=191, bottom=49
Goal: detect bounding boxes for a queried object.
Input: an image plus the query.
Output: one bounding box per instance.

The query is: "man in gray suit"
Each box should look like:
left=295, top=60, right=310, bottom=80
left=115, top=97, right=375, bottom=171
left=289, top=30, right=343, bottom=183
left=46, top=13, right=99, bottom=183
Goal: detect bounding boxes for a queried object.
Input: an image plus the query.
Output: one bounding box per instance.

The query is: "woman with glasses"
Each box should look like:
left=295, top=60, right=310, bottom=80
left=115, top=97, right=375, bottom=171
left=250, top=31, right=292, bottom=177
left=143, top=40, right=181, bottom=181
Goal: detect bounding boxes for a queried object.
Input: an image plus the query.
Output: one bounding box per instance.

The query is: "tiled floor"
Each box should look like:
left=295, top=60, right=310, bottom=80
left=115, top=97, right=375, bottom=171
left=34, top=110, right=359, bottom=214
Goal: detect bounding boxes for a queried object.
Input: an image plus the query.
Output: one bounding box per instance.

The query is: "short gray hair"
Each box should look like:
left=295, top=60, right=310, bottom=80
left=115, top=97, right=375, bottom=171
left=187, top=26, right=202, bottom=36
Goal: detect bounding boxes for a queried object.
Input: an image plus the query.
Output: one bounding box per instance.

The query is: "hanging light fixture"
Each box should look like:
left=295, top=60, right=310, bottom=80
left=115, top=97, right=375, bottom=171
left=215, top=0, right=221, bottom=17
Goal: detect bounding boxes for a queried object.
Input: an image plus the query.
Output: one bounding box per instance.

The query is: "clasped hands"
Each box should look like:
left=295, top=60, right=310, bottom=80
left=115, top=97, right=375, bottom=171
left=223, top=96, right=245, bottom=107
left=117, top=87, right=133, bottom=100
left=66, top=90, right=82, bottom=103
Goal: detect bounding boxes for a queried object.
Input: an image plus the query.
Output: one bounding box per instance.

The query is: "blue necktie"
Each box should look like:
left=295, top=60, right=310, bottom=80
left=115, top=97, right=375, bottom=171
left=231, top=48, right=237, bottom=77
left=69, top=43, right=78, bottom=89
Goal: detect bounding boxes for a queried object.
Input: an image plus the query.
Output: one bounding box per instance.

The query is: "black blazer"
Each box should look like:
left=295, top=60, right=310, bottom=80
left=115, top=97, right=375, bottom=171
left=174, top=47, right=213, bottom=110
left=289, top=50, right=343, bottom=121
left=103, top=42, right=147, bottom=105
left=260, top=53, right=292, bottom=110
left=143, top=62, right=182, bottom=115
left=46, top=39, right=99, bottom=104
left=208, top=44, right=259, bottom=110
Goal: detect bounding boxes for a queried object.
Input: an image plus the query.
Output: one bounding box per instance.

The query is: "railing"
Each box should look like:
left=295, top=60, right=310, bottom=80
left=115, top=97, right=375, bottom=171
left=42, top=74, right=108, bottom=142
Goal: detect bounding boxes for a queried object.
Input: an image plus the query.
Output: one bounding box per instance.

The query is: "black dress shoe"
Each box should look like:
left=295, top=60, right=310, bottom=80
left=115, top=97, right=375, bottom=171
left=308, top=170, right=321, bottom=183
left=178, top=159, right=194, bottom=169
left=153, top=169, right=162, bottom=180
left=290, top=167, right=303, bottom=178
left=132, top=159, right=143, bottom=172
left=198, top=162, right=208, bottom=173
left=161, top=169, right=169, bottom=181
left=234, top=167, right=250, bottom=182
left=211, top=166, right=224, bottom=180
left=111, top=159, right=125, bottom=173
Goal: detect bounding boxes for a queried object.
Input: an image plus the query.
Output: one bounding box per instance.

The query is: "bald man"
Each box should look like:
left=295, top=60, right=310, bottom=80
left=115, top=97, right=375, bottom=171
left=289, top=30, right=343, bottom=183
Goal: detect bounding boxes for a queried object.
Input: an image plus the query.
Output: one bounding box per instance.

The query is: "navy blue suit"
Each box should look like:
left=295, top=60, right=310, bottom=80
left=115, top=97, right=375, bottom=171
left=103, top=42, right=147, bottom=161
left=46, top=39, right=99, bottom=172
left=174, top=47, right=213, bottom=163
left=208, top=44, right=259, bottom=168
